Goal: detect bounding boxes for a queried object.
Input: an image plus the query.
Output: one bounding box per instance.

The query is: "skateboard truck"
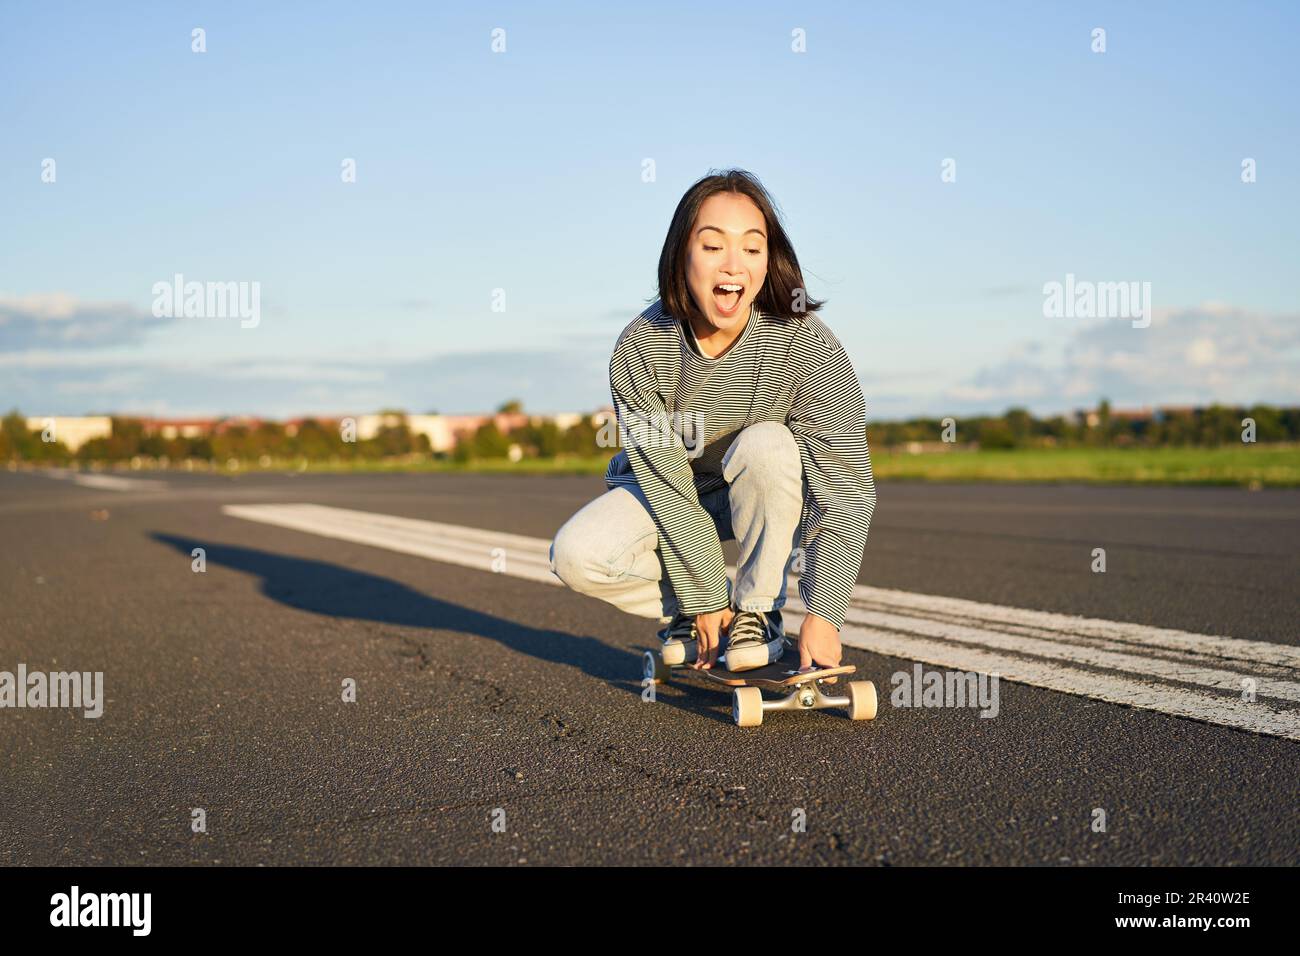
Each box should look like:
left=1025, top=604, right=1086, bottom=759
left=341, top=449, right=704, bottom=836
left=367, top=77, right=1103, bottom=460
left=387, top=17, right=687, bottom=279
left=773, top=675, right=844, bottom=711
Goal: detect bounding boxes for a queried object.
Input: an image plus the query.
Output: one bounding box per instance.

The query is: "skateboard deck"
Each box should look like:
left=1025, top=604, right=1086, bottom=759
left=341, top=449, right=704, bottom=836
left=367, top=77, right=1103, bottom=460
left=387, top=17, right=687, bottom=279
left=690, top=651, right=855, bottom=688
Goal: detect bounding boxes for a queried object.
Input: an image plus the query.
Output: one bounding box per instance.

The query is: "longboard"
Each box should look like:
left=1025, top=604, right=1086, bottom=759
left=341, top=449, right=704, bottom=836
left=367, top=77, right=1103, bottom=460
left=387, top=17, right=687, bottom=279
left=643, top=647, right=878, bottom=728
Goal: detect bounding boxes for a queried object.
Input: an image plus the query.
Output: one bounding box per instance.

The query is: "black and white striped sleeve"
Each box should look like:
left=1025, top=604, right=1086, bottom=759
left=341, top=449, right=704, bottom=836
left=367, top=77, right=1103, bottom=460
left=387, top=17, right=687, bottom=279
left=786, top=335, right=877, bottom=631
left=609, top=331, right=731, bottom=616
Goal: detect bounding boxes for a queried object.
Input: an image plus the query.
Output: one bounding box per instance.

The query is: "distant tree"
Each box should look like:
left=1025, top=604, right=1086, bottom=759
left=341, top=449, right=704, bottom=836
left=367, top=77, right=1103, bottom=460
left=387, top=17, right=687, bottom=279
left=1, top=411, right=72, bottom=461
left=1003, top=407, right=1033, bottom=445
left=211, top=426, right=247, bottom=462
left=1096, top=398, right=1113, bottom=446
left=471, top=421, right=510, bottom=458
left=291, top=419, right=340, bottom=459
left=2, top=411, right=33, bottom=459
left=1246, top=404, right=1284, bottom=442
left=976, top=419, right=1016, bottom=450
left=139, top=433, right=170, bottom=458
left=497, top=399, right=523, bottom=414
left=1041, top=415, right=1074, bottom=443
left=1198, top=404, right=1239, bottom=447
left=559, top=416, right=601, bottom=456
left=509, top=420, right=561, bottom=458
left=187, top=437, right=214, bottom=460
left=254, top=421, right=286, bottom=454
left=369, top=423, right=419, bottom=457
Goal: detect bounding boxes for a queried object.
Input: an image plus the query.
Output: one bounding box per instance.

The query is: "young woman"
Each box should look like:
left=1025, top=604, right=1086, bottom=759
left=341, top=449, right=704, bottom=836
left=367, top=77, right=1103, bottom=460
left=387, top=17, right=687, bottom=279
left=549, top=169, right=877, bottom=673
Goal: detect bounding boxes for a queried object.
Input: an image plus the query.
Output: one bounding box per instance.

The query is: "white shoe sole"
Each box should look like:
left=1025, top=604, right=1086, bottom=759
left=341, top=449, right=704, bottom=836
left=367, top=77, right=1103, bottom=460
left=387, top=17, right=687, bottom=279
left=724, top=637, right=785, bottom=672
left=660, top=639, right=698, bottom=666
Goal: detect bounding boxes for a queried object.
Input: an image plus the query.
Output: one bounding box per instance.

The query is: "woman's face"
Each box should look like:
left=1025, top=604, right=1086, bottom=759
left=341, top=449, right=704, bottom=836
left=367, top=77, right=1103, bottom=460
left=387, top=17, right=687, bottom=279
left=685, top=192, right=769, bottom=331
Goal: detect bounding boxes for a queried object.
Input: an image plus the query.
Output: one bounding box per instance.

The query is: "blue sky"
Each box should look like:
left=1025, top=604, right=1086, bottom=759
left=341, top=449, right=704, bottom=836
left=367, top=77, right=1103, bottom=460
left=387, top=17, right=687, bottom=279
left=2, top=0, right=1297, bottom=419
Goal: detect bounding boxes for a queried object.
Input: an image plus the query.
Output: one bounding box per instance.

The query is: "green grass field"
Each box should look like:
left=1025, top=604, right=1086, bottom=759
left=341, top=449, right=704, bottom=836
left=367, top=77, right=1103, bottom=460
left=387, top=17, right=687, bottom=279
left=868, top=445, right=1300, bottom=487
left=35, top=443, right=1300, bottom=487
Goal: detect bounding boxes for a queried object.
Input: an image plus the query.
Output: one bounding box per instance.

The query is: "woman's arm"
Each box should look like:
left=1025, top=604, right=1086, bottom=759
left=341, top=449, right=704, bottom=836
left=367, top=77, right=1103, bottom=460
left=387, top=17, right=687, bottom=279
left=608, top=330, right=731, bottom=616
left=786, top=327, right=878, bottom=632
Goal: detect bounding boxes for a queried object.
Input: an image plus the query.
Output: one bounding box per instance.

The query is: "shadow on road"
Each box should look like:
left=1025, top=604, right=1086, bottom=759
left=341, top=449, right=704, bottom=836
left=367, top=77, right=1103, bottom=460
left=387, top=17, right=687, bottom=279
left=149, top=533, right=651, bottom=689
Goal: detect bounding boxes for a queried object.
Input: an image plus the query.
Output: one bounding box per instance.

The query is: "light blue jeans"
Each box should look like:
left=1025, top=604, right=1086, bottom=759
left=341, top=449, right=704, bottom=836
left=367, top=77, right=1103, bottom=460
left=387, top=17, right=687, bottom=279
left=549, top=421, right=803, bottom=624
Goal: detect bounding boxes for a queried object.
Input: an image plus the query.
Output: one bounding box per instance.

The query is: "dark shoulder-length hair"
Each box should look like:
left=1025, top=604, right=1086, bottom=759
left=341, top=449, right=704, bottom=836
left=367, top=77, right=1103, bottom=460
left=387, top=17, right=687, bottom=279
left=654, top=168, right=825, bottom=325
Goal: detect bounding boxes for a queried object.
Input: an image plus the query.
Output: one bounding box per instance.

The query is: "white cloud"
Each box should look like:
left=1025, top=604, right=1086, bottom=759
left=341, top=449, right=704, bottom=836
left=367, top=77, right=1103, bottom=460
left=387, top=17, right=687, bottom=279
left=1185, top=337, right=1217, bottom=368
left=0, top=293, right=171, bottom=350
left=0, top=349, right=610, bottom=418
left=940, top=304, right=1300, bottom=413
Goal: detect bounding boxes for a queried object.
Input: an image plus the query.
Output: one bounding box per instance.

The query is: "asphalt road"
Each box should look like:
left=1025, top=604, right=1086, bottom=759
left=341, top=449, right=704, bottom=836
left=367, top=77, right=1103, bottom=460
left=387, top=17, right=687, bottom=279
left=1, top=467, right=1297, bottom=865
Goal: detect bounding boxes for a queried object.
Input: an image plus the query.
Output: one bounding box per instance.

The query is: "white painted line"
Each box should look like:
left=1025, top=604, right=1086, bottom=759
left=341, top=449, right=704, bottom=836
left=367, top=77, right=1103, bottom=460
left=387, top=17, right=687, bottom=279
left=71, top=474, right=167, bottom=492
left=804, top=606, right=1300, bottom=741
left=221, top=504, right=559, bottom=587
left=848, top=586, right=1300, bottom=670
left=40, top=469, right=167, bottom=492
left=222, top=503, right=1300, bottom=742
left=844, top=607, right=1300, bottom=703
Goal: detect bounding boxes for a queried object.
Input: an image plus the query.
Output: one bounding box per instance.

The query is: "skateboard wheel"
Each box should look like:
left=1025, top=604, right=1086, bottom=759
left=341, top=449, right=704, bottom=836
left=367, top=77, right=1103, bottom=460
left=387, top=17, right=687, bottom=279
left=732, top=686, right=763, bottom=727
left=642, top=650, right=671, bottom=684
left=660, top=640, right=695, bottom=666
left=847, top=680, right=877, bottom=721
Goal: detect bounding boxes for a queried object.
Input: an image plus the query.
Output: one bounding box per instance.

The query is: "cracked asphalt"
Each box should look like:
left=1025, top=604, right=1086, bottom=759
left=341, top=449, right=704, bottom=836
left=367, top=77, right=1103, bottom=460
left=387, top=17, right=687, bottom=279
left=1, top=468, right=1297, bottom=865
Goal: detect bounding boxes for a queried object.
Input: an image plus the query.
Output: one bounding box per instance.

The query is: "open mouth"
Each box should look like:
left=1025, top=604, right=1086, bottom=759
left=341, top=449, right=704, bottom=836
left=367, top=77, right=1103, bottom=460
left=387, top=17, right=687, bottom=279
left=712, top=283, right=744, bottom=314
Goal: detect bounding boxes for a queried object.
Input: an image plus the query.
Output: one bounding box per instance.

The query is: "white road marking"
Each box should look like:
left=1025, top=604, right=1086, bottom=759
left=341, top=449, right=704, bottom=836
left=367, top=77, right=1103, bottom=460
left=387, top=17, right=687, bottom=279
left=222, top=503, right=1300, bottom=742
left=71, top=474, right=168, bottom=491
left=42, top=469, right=167, bottom=492
left=222, top=503, right=558, bottom=585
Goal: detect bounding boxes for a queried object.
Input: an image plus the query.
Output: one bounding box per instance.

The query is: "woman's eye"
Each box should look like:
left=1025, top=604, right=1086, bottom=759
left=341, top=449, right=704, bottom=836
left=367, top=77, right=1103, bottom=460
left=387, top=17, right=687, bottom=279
left=703, top=245, right=720, bottom=251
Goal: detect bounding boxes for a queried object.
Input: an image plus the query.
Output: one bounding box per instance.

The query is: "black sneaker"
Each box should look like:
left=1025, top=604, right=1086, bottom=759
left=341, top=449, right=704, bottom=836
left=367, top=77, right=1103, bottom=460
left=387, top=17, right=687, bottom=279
left=657, top=610, right=698, bottom=665
left=724, top=610, right=788, bottom=672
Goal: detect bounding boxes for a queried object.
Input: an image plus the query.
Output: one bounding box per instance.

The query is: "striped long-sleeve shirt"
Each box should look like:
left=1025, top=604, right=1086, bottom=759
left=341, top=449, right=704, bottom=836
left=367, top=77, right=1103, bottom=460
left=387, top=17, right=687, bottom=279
left=605, top=298, right=877, bottom=631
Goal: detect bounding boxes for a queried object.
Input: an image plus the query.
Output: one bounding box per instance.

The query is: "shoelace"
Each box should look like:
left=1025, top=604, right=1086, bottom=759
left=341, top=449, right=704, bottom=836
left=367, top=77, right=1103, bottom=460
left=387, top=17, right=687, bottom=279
left=727, top=611, right=769, bottom=646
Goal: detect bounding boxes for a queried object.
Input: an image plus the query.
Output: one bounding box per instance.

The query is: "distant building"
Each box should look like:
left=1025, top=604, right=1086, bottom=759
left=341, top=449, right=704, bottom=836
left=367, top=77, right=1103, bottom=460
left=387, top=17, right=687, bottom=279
left=550, top=413, right=584, bottom=431
left=1075, top=407, right=1155, bottom=429
left=404, top=414, right=452, bottom=452
left=352, top=410, right=533, bottom=453
left=139, top=418, right=216, bottom=440
left=282, top=416, right=341, bottom=438
left=1076, top=404, right=1200, bottom=428
left=24, top=416, right=113, bottom=452
left=212, top=416, right=264, bottom=435
left=27, top=409, right=612, bottom=456
left=431, top=415, right=481, bottom=448
left=353, top=413, right=406, bottom=441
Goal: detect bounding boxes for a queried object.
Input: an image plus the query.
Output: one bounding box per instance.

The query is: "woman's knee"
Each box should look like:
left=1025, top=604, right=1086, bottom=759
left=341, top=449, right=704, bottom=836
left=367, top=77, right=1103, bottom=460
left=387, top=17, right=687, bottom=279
left=724, top=421, right=801, bottom=482
left=549, top=521, right=593, bottom=591
left=550, top=493, right=643, bottom=591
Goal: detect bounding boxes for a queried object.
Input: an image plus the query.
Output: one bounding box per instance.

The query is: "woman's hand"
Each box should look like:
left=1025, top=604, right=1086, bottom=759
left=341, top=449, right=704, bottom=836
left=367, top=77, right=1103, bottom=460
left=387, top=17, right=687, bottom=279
left=798, top=612, right=842, bottom=683
left=692, top=607, right=735, bottom=669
